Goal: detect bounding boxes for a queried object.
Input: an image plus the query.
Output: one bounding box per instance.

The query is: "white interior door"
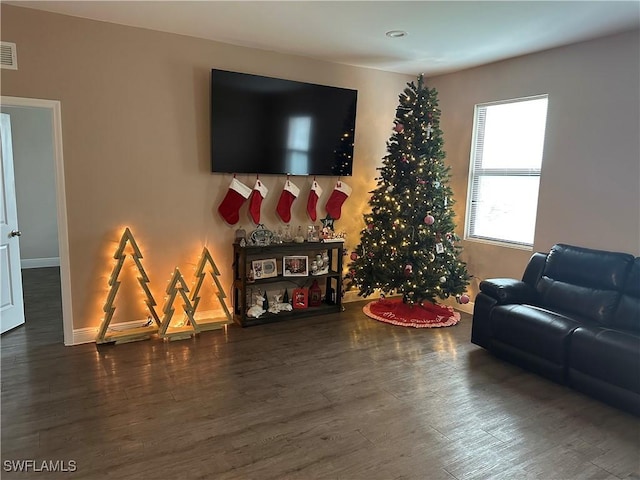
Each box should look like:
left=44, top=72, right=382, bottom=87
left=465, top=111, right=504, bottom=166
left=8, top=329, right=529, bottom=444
left=0, top=112, right=25, bottom=334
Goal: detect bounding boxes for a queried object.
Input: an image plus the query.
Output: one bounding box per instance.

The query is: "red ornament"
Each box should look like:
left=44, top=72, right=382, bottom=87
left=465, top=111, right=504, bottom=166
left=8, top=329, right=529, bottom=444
left=404, top=264, right=413, bottom=277
left=350, top=252, right=358, bottom=261
left=394, top=123, right=404, bottom=133
left=367, top=223, right=374, bottom=231
left=459, top=294, right=470, bottom=304
left=424, top=214, right=435, bottom=225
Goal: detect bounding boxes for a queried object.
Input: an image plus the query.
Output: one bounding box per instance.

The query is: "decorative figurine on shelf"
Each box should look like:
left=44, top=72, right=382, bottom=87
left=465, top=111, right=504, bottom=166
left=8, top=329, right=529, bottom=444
left=294, top=225, right=305, bottom=243
left=247, top=292, right=266, bottom=318
left=234, top=226, right=247, bottom=244
left=268, top=294, right=282, bottom=314
left=249, top=224, right=274, bottom=246
left=273, top=227, right=283, bottom=244
left=268, top=294, right=293, bottom=314
left=283, top=224, right=293, bottom=243
left=309, top=280, right=322, bottom=307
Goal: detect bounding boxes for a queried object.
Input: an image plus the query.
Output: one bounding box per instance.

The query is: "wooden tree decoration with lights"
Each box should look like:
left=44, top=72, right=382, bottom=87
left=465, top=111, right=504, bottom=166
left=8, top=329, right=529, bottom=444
left=96, top=227, right=161, bottom=344
left=158, top=268, right=199, bottom=340
left=189, top=247, right=232, bottom=330
left=346, top=75, right=470, bottom=306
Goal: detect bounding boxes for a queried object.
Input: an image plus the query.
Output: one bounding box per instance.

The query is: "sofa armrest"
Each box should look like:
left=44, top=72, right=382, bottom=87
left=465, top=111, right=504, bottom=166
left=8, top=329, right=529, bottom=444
left=479, top=278, right=536, bottom=305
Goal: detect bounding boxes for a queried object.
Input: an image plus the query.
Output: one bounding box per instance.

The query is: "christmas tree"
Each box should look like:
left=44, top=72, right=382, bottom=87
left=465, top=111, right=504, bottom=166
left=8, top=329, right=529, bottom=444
left=347, top=75, right=470, bottom=305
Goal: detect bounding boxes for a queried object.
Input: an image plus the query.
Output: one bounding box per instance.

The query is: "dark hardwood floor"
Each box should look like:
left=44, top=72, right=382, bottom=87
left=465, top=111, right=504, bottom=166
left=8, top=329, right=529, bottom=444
left=2, top=267, right=639, bottom=479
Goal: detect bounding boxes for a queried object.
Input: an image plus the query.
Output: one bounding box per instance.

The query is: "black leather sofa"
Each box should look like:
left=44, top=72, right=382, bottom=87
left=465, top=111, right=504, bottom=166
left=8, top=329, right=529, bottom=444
left=471, top=243, right=640, bottom=415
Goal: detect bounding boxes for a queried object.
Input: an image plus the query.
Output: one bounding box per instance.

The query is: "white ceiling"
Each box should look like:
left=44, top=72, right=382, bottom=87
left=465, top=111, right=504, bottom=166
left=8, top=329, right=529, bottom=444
left=8, top=1, right=640, bottom=76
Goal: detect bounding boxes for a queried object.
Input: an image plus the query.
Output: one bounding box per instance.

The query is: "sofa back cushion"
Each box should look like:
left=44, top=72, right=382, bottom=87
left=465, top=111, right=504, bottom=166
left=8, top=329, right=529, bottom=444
left=536, top=244, right=634, bottom=325
left=612, top=258, right=640, bottom=333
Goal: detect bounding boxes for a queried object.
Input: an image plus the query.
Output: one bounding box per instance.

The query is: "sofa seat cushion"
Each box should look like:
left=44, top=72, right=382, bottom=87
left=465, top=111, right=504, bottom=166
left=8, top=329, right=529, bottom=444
left=490, top=304, right=584, bottom=365
left=569, top=326, right=640, bottom=394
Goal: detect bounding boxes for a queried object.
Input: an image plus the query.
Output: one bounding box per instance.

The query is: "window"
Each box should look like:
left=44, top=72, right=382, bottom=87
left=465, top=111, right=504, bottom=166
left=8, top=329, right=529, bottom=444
left=465, top=95, right=548, bottom=248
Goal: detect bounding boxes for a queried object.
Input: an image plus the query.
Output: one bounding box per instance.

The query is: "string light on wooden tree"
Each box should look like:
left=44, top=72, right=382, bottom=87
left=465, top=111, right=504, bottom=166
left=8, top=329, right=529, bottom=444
left=96, top=227, right=160, bottom=344
left=189, top=247, right=232, bottom=331
left=159, top=267, right=199, bottom=341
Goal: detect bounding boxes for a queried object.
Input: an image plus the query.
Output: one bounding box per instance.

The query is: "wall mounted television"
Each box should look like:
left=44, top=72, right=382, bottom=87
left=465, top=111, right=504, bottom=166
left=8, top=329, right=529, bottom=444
left=210, top=69, right=357, bottom=176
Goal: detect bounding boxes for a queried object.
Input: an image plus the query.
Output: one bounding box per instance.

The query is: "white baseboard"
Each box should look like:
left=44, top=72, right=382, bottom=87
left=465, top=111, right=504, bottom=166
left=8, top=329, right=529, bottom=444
left=21, top=257, right=60, bottom=269
left=72, top=327, right=98, bottom=345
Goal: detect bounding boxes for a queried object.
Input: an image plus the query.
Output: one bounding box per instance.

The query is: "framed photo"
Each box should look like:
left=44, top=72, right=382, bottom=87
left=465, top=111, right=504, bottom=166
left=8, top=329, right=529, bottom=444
left=283, top=256, right=309, bottom=277
left=252, top=258, right=277, bottom=279
left=307, top=225, right=320, bottom=242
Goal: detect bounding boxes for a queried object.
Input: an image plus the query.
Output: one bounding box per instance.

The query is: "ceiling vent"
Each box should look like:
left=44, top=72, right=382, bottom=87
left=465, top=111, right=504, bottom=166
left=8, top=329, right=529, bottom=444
left=1, top=42, right=18, bottom=70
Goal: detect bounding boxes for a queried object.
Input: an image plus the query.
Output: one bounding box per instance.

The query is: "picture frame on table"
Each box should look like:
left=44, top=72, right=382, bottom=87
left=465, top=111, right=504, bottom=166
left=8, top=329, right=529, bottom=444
left=251, top=258, right=278, bottom=279
left=283, top=256, right=309, bottom=277
left=307, top=225, right=320, bottom=242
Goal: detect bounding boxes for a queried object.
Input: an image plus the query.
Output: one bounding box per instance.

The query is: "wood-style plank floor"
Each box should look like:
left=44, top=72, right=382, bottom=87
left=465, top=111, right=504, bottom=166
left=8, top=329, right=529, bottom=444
left=2, top=267, right=639, bottom=479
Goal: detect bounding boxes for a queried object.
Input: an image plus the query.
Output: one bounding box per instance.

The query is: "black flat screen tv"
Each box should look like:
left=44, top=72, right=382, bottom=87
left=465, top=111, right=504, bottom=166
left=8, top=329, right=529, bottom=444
left=210, top=69, right=357, bottom=176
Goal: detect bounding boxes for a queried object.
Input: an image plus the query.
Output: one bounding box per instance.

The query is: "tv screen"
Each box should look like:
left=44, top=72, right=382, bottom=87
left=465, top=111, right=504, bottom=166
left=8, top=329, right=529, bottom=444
left=210, top=69, right=357, bottom=176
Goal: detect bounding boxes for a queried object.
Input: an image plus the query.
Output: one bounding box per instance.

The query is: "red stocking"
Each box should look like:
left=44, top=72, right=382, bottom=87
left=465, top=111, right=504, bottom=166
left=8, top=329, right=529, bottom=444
left=248, top=179, right=268, bottom=225
left=218, top=177, right=252, bottom=225
left=324, top=181, right=352, bottom=220
left=276, top=179, right=300, bottom=223
left=306, top=180, right=323, bottom=222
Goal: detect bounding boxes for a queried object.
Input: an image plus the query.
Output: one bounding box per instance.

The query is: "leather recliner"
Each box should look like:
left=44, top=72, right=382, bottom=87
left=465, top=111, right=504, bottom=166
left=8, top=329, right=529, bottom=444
left=471, top=243, right=640, bottom=415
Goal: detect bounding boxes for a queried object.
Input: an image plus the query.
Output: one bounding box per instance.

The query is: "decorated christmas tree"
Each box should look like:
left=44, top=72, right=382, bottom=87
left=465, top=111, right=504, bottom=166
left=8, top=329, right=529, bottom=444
left=347, top=75, right=470, bottom=305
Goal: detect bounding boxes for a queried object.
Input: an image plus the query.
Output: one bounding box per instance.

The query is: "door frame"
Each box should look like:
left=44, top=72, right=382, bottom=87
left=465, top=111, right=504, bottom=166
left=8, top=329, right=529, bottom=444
left=1, top=96, right=73, bottom=346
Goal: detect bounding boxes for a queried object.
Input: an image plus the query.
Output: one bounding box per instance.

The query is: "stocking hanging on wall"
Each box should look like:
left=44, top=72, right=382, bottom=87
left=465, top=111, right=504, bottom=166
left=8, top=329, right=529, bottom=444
left=248, top=178, right=268, bottom=225
left=306, top=179, right=323, bottom=222
left=325, top=181, right=352, bottom=220
left=218, top=177, right=252, bottom=225
left=276, top=178, right=300, bottom=223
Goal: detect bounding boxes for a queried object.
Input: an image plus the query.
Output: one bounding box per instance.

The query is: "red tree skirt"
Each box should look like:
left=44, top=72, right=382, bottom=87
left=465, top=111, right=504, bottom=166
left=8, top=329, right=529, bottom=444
left=363, top=298, right=461, bottom=328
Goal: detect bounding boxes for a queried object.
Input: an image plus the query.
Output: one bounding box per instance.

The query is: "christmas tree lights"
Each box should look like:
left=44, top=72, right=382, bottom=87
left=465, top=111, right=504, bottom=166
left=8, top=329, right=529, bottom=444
left=347, top=75, right=470, bottom=305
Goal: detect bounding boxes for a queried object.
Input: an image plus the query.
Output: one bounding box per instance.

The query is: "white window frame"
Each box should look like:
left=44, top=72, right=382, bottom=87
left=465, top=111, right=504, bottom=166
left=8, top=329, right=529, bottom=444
left=464, top=94, right=548, bottom=249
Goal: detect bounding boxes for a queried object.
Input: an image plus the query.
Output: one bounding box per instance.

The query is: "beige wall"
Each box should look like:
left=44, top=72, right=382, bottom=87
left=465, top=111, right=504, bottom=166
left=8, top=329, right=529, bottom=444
left=428, top=29, right=640, bottom=297
left=1, top=5, right=411, bottom=330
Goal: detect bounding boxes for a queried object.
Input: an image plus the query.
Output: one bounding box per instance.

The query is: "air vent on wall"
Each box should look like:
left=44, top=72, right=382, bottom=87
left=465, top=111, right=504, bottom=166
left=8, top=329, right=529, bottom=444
left=1, top=42, right=18, bottom=70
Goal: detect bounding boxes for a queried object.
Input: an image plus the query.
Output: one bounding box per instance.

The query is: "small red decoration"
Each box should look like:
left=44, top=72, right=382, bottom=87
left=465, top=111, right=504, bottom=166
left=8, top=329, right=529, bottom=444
left=350, top=252, right=358, bottom=261
left=459, top=294, right=470, bottom=304
left=404, top=264, right=413, bottom=277
left=292, top=288, right=308, bottom=309
left=424, top=214, right=435, bottom=225
left=394, top=123, right=404, bottom=133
